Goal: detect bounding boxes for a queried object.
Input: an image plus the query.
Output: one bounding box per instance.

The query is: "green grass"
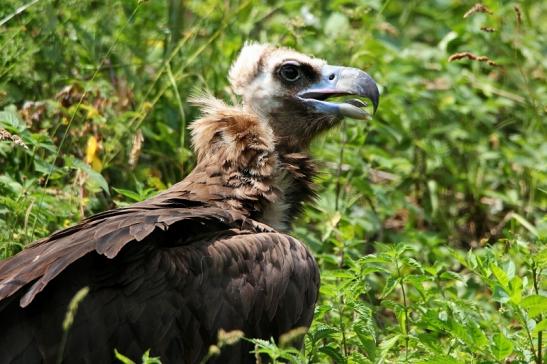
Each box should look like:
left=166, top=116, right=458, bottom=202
left=0, top=0, right=545, bottom=363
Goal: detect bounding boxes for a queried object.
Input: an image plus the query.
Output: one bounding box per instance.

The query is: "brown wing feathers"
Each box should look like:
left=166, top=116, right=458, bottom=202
left=0, top=203, right=272, bottom=308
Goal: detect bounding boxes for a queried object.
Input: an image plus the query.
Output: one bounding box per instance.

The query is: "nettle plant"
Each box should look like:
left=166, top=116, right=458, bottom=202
left=259, top=239, right=544, bottom=364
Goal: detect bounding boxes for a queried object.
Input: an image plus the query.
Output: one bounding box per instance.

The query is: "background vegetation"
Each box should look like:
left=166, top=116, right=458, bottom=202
left=0, top=0, right=545, bottom=363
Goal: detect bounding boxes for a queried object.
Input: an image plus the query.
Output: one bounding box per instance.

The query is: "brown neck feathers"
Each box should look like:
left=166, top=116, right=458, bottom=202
left=159, top=96, right=316, bottom=230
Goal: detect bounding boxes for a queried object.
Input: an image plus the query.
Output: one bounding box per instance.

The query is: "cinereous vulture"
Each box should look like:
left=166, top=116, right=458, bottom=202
left=0, top=43, right=379, bottom=364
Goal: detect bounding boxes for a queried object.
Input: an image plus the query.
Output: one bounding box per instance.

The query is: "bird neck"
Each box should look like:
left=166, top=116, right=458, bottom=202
left=166, top=96, right=316, bottom=231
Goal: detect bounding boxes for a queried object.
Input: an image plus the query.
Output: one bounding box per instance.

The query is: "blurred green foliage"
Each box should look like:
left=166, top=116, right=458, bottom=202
left=0, top=0, right=545, bottom=363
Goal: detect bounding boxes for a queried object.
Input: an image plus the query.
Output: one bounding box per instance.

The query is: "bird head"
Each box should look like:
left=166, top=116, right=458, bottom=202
left=229, top=43, right=380, bottom=149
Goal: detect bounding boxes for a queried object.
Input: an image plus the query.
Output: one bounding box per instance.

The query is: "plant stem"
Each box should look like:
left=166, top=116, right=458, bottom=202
left=0, top=0, right=41, bottom=27
left=166, top=0, right=184, bottom=54
left=338, top=296, right=348, bottom=357
left=532, top=264, right=543, bottom=364
left=396, top=257, right=410, bottom=362
left=334, top=120, right=347, bottom=212
left=57, top=287, right=89, bottom=364
left=517, top=307, right=537, bottom=363
left=166, top=63, right=187, bottom=150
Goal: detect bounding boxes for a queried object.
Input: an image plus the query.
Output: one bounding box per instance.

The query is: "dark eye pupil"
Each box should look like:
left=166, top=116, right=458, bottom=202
left=280, top=65, right=300, bottom=81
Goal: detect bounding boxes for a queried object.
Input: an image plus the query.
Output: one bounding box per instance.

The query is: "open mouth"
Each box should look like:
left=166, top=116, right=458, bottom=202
left=298, top=90, right=372, bottom=120
left=344, top=98, right=368, bottom=108
left=295, top=66, right=379, bottom=120
left=334, top=97, right=371, bottom=119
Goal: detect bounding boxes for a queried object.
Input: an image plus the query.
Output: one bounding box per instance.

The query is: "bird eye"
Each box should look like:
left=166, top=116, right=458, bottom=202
left=279, top=63, right=301, bottom=82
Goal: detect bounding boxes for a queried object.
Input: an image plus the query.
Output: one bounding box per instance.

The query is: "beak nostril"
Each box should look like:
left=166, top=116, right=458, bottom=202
left=328, top=73, right=335, bottom=81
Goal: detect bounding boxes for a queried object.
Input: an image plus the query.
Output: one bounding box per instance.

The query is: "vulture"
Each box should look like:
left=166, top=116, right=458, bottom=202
left=0, top=43, right=379, bottom=364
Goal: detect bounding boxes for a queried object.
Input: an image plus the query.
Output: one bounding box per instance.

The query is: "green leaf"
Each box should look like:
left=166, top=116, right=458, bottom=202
left=417, top=355, right=462, bottom=364
left=310, top=324, right=338, bottom=342
left=509, top=276, right=522, bottom=304
left=439, top=271, right=463, bottom=281
left=319, top=346, right=346, bottom=364
left=438, top=31, right=458, bottom=52
left=71, top=159, right=110, bottom=195
left=404, top=257, right=423, bottom=271
left=511, top=213, right=538, bottom=237
left=504, top=261, right=516, bottom=280
left=113, top=187, right=144, bottom=202
left=490, top=264, right=509, bottom=289
left=360, top=254, right=390, bottom=264
left=379, top=335, right=400, bottom=360
left=522, top=295, right=547, bottom=318
left=0, top=175, right=23, bottom=194
left=141, top=350, right=162, bottom=364
left=466, top=322, right=488, bottom=349
left=354, top=327, right=376, bottom=361
left=536, top=247, right=547, bottom=269
left=447, top=319, right=487, bottom=350
left=381, top=276, right=399, bottom=298
left=114, top=349, right=136, bottom=364
left=0, top=109, right=26, bottom=130
left=492, top=284, right=510, bottom=303
left=532, top=319, right=547, bottom=335
left=33, top=159, right=59, bottom=176
left=397, top=309, right=407, bottom=335
left=490, top=333, right=513, bottom=360
left=416, top=333, right=443, bottom=353
left=348, top=351, right=373, bottom=364
left=466, top=250, right=479, bottom=270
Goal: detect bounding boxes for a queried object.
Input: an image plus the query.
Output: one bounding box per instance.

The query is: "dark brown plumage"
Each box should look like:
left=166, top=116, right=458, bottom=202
left=0, top=43, right=379, bottom=364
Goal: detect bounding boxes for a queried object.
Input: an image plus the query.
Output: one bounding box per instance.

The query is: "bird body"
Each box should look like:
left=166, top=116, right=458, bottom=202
left=0, top=43, right=379, bottom=363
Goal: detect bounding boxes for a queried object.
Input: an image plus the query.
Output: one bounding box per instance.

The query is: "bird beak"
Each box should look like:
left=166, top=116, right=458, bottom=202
left=297, top=65, right=380, bottom=119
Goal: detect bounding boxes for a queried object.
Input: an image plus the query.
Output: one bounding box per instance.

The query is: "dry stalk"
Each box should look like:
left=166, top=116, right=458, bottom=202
left=448, top=51, right=499, bottom=67
left=463, top=3, right=493, bottom=18
left=0, top=128, right=28, bottom=149
left=129, top=129, right=144, bottom=169
left=514, top=5, right=522, bottom=29
left=480, top=26, right=496, bottom=32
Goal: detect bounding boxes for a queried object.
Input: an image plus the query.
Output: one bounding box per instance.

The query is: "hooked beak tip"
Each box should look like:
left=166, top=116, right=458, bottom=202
left=298, top=65, right=380, bottom=119
left=350, top=68, right=380, bottom=114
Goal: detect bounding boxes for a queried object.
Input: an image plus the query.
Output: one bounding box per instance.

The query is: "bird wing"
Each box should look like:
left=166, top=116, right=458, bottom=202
left=0, top=224, right=319, bottom=363
left=0, top=198, right=272, bottom=308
